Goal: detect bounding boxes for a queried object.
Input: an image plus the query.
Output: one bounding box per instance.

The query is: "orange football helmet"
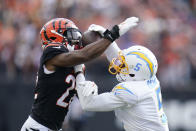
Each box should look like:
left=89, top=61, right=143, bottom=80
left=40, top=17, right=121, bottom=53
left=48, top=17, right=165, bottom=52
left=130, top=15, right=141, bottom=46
left=40, top=18, right=82, bottom=49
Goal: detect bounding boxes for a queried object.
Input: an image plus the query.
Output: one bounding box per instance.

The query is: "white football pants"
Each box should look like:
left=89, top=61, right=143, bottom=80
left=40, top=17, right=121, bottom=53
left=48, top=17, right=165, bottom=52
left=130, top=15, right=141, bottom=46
left=21, top=116, right=53, bottom=131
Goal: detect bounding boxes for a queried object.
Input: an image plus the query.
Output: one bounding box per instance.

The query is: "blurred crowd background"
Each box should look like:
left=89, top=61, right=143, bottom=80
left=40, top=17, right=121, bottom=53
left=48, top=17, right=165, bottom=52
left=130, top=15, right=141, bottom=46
left=1, top=0, right=196, bottom=88
left=0, top=0, right=196, bottom=131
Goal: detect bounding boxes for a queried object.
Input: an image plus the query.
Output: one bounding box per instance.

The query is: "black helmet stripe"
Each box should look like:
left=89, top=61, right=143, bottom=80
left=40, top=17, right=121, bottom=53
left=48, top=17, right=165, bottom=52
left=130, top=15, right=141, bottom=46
left=52, top=20, right=56, bottom=30
left=43, top=26, right=50, bottom=41
left=64, top=21, right=68, bottom=26
left=58, top=20, right=62, bottom=33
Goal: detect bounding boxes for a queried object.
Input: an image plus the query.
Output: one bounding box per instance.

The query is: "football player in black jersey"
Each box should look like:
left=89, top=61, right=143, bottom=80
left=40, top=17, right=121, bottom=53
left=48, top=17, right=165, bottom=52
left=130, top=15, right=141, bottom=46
left=21, top=17, right=138, bottom=131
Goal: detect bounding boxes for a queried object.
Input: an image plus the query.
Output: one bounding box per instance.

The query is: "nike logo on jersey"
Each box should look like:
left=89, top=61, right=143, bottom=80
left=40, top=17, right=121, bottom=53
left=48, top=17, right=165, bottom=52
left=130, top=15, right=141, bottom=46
left=53, top=46, right=61, bottom=49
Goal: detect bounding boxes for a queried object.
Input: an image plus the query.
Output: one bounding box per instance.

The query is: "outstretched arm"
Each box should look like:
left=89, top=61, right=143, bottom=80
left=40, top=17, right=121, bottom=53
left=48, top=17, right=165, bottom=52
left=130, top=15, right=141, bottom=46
left=104, top=42, right=121, bottom=62
left=74, top=64, right=126, bottom=111
left=74, top=67, right=126, bottom=112
left=74, top=66, right=138, bottom=112
left=76, top=80, right=127, bottom=112
left=79, top=92, right=126, bottom=112
left=74, top=65, right=138, bottom=111
left=47, top=38, right=112, bottom=67
left=46, top=17, right=139, bottom=71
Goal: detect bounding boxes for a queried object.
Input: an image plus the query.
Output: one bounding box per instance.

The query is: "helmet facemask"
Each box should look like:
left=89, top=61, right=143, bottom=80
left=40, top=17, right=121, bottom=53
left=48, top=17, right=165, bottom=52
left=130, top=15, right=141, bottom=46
left=108, top=52, right=136, bottom=82
left=108, top=51, right=129, bottom=75
left=63, top=28, right=83, bottom=50
left=108, top=46, right=158, bottom=82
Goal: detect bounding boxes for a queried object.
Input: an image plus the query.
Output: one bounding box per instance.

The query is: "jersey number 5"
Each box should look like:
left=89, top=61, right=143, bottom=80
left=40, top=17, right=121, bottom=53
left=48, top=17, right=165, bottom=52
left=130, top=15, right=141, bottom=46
left=56, top=74, right=75, bottom=108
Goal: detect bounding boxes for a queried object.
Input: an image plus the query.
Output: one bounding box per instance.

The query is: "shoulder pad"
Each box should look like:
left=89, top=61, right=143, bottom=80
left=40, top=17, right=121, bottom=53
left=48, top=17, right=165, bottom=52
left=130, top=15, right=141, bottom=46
left=112, top=83, right=138, bottom=105
left=112, top=83, right=135, bottom=96
left=41, top=44, right=68, bottom=65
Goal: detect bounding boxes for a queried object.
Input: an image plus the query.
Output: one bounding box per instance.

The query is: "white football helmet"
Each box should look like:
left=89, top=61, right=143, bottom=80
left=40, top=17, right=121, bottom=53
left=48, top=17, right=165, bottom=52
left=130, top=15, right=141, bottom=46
left=108, top=45, right=158, bottom=82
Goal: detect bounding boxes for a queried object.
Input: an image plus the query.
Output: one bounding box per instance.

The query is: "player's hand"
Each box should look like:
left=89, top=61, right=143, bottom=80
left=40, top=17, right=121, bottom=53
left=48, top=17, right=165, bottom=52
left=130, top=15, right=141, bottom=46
left=74, top=64, right=85, bottom=74
left=67, top=44, right=75, bottom=52
left=118, top=17, right=139, bottom=36
left=103, top=17, right=139, bottom=42
left=88, top=24, right=106, bottom=37
left=77, top=81, right=98, bottom=96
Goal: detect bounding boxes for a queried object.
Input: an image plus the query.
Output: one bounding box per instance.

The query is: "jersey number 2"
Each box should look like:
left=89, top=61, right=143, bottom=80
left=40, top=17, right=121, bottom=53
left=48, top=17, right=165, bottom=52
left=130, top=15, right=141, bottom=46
left=56, top=74, right=75, bottom=108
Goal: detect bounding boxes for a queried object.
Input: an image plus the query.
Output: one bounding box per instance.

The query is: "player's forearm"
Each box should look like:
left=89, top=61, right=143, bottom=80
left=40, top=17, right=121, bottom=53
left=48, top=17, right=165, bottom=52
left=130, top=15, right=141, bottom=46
left=49, top=38, right=111, bottom=67
left=77, top=91, right=126, bottom=112
left=80, top=94, right=114, bottom=112
left=104, top=42, right=121, bottom=62
left=80, top=38, right=112, bottom=61
left=76, top=73, right=85, bottom=86
left=75, top=72, right=126, bottom=111
left=53, top=39, right=112, bottom=67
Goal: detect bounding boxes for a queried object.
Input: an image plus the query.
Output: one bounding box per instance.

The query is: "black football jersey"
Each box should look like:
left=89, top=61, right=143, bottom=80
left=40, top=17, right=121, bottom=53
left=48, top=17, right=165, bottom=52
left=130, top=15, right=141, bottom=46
left=31, top=44, right=77, bottom=130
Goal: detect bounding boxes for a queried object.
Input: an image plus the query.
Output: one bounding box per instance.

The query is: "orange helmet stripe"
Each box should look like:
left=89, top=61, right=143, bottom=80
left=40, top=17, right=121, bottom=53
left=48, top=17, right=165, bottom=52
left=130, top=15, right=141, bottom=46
left=61, top=20, right=68, bottom=29
left=55, top=20, right=59, bottom=31
left=40, top=27, right=47, bottom=43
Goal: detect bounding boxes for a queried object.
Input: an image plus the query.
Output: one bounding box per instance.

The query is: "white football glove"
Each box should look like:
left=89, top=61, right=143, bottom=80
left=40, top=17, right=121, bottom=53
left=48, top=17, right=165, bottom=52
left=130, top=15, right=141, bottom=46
left=89, top=17, right=139, bottom=42
left=77, top=81, right=98, bottom=96
left=118, top=17, right=139, bottom=36
left=74, top=64, right=85, bottom=74
left=88, top=24, right=106, bottom=37
left=88, top=17, right=139, bottom=37
left=67, top=44, right=75, bottom=52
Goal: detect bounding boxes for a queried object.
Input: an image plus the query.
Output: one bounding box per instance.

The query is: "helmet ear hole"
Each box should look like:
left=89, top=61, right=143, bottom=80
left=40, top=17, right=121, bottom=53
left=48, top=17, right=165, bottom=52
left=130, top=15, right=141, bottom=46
left=50, top=37, right=56, bottom=40
left=129, top=74, right=135, bottom=77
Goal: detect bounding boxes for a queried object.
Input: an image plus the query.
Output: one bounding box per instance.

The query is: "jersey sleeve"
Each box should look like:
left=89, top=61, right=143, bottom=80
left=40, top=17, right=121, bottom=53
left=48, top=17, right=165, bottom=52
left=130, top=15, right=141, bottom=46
left=41, top=44, right=69, bottom=65
left=112, top=83, right=138, bottom=105
left=104, top=42, right=121, bottom=62
left=76, top=81, right=127, bottom=111
left=77, top=91, right=127, bottom=112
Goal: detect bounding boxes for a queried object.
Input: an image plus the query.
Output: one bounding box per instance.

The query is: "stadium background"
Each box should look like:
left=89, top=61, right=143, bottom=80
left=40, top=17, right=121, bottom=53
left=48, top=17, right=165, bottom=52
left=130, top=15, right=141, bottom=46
left=0, top=0, right=196, bottom=131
